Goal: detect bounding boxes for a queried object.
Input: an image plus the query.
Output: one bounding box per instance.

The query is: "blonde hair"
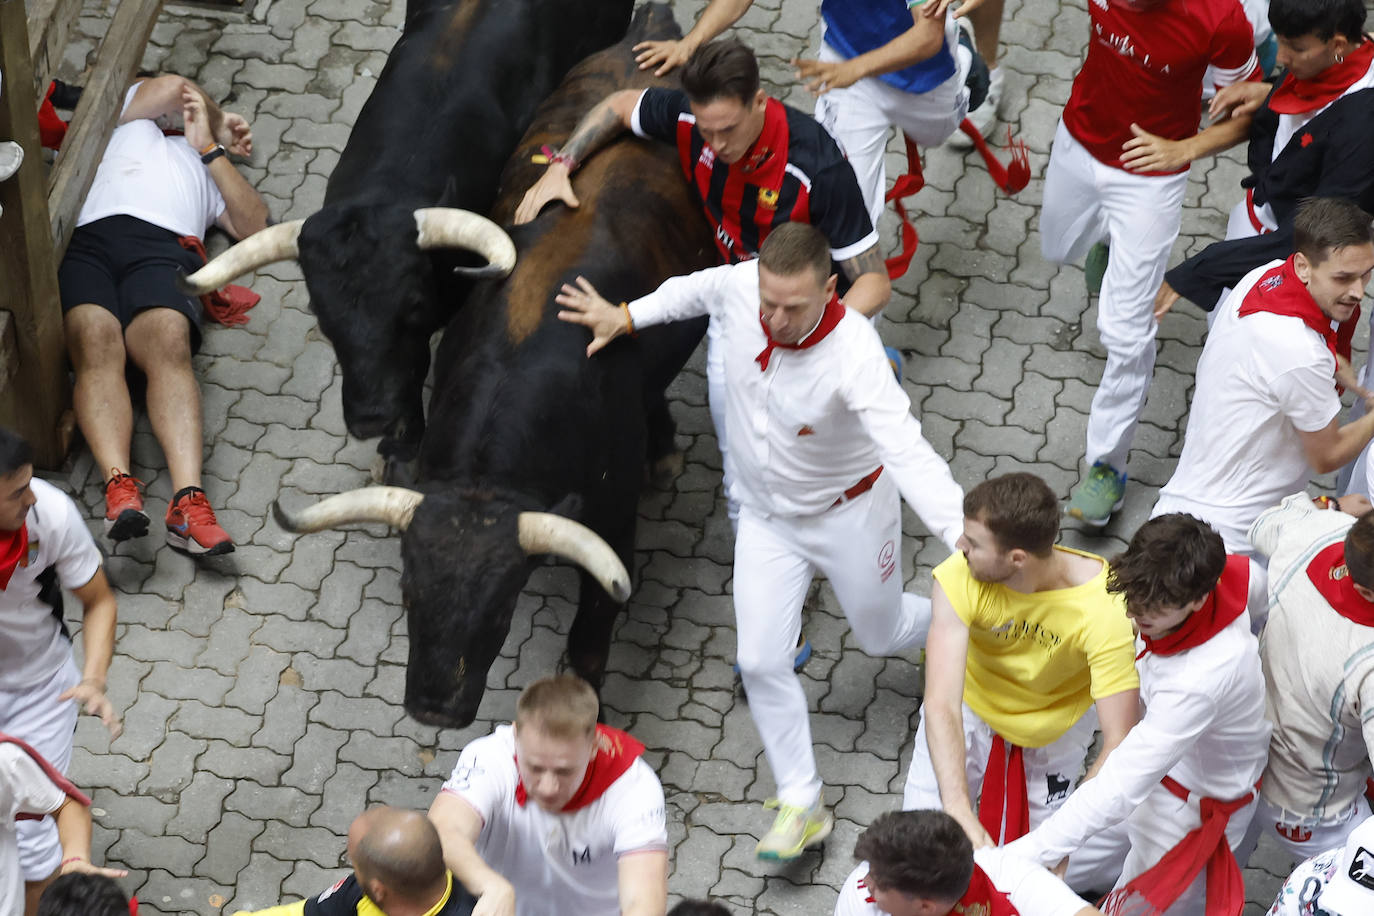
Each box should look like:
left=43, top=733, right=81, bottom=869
left=514, top=675, right=599, bottom=739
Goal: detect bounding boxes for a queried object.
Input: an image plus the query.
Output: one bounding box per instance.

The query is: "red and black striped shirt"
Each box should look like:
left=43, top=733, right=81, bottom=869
left=631, top=88, right=876, bottom=265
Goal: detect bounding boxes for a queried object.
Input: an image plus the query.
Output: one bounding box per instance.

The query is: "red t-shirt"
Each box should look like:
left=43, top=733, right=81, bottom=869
left=1064, top=0, right=1258, bottom=174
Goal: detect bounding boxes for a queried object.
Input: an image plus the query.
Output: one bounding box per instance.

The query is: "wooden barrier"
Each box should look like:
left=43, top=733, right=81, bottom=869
left=0, top=0, right=162, bottom=467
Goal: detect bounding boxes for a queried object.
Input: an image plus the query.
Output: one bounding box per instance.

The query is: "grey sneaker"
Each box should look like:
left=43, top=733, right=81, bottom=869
left=0, top=141, right=23, bottom=182
left=1066, top=462, right=1127, bottom=526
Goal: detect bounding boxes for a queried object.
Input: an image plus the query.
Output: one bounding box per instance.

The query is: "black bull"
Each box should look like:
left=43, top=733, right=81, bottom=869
left=184, top=0, right=634, bottom=478
left=275, top=4, right=717, bottom=728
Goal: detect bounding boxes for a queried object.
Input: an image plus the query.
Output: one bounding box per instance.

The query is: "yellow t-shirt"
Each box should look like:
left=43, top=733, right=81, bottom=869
left=935, top=548, right=1139, bottom=748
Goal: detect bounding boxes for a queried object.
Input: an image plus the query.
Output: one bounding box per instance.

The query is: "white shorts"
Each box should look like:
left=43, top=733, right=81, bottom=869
left=0, top=656, right=80, bottom=881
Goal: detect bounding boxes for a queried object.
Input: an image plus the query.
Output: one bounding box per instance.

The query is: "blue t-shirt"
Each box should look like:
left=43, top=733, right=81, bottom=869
left=821, top=0, right=956, bottom=94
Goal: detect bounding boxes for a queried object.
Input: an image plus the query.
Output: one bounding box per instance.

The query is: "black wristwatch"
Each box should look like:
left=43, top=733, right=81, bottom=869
left=200, top=144, right=226, bottom=165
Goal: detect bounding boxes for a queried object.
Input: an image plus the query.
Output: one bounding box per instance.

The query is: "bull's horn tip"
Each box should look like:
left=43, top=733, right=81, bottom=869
left=271, top=499, right=300, bottom=533
left=611, top=578, right=631, bottom=604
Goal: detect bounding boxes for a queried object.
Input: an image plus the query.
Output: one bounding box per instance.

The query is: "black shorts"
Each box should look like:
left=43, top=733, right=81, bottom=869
left=58, top=214, right=206, bottom=352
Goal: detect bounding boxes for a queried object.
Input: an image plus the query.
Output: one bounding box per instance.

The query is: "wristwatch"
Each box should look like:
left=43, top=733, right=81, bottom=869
left=200, top=144, right=226, bottom=165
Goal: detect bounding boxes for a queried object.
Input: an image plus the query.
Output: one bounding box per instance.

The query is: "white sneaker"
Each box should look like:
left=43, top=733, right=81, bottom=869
left=951, top=66, right=1004, bottom=150
left=0, top=141, right=23, bottom=182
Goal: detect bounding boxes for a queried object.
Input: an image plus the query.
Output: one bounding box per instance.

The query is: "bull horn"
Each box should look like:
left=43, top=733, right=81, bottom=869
left=273, top=486, right=424, bottom=533
left=178, top=220, right=306, bottom=294
left=517, top=512, right=631, bottom=603
left=413, top=208, right=517, bottom=278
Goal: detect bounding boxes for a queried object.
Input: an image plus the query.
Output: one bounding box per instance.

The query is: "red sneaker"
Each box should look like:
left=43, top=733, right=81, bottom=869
left=165, top=487, right=234, bottom=556
left=104, top=471, right=149, bottom=542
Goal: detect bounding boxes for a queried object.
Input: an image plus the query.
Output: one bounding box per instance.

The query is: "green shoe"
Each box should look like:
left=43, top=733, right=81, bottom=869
left=1066, top=461, right=1127, bottom=527
left=1085, top=242, right=1110, bottom=297
left=755, top=796, right=833, bottom=860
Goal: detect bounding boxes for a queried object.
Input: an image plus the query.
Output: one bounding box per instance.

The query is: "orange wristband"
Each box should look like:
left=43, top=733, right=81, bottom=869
left=620, top=302, right=636, bottom=338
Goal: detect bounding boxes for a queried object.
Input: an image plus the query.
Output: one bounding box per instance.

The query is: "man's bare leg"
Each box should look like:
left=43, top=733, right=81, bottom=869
left=966, top=0, right=1005, bottom=70
left=124, top=308, right=201, bottom=492
left=64, top=305, right=134, bottom=478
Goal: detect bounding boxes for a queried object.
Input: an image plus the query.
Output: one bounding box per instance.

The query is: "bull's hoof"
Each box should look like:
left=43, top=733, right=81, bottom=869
left=647, top=451, right=684, bottom=490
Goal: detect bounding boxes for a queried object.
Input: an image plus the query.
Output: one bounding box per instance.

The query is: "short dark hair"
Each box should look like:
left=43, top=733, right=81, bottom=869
left=681, top=38, right=760, bottom=106
left=758, top=222, right=831, bottom=284
left=1269, top=0, right=1366, bottom=43
left=0, top=427, right=33, bottom=477
left=1344, top=511, right=1374, bottom=590
left=1294, top=197, right=1374, bottom=267
left=37, top=873, right=129, bottom=916
left=1107, top=514, right=1226, bottom=613
left=853, top=811, right=974, bottom=903
left=668, top=901, right=732, bottom=916
left=962, top=473, right=1059, bottom=557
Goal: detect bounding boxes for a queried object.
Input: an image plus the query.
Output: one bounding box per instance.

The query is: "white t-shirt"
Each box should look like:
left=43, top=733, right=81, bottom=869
left=1005, top=612, right=1270, bottom=867
left=833, top=848, right=1090, bottom=916
left=75, top=83, right=226, bottom=239
left=1, top=743, right=67, bottom=916
left=629, top=260, right=964, bottom=547
left=0, top=478, right=102, bottom=693
left=1267, top=844, right=1347, bottom=915
left=1156, top=261, right=1340, bottom=542
left=439, top=725, right=667, bottom=916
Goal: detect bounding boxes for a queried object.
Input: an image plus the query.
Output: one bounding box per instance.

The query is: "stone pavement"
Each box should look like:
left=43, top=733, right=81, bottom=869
left=42, top=0, right=1355, bottom=911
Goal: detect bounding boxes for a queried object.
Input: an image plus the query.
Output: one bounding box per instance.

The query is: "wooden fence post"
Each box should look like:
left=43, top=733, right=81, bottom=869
left=0, top=0, right=70, bottom=468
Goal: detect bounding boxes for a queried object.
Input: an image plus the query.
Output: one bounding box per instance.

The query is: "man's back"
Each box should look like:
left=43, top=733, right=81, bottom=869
left=935, top=549, right=1138, bottom=748
left=1253, top=495, right=1374, bottom=817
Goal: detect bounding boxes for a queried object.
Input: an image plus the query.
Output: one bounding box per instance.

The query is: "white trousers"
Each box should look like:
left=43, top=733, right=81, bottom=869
left=1041, top=120, right=1189, bottom=471
left=734, top=471, right=931, bottom=806
left=902, top=701, right=1125, bottom=889
left=1251, top=795, right=1371, bottom=864
left=0, top=657, right=80, bottom=881
left=1112, top=781, right=1260, bottom=915
left=813, top=35, right=970, bottom=231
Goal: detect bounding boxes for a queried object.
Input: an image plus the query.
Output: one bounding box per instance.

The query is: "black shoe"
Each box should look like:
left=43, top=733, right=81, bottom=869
left=958, top=27, right=990, bottom=114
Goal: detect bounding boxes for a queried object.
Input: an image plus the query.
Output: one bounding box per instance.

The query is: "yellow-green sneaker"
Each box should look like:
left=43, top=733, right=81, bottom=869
left=755, top=796, right=833, bottom=860
left=1065, top=461, right=1127, bottom=527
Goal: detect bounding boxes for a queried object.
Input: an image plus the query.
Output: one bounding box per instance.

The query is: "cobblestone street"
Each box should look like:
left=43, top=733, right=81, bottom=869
left=40, top=0, right=1347, bottom=911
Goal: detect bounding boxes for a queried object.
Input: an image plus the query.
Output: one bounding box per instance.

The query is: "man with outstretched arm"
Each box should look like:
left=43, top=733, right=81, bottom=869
left=1004, top=514, right=1270, bottom=914
left=557, top=221, right=964, bottom=860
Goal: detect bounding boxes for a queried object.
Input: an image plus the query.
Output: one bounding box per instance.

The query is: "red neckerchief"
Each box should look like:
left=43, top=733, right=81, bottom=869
left=1099, top=783, right=1256, bottom=916
left=1137, top=555, right=1248, bottom=658
left=0, top=523, right=28, bottom=590
left=755, top=293, right=844, bottom=371
left=1237, top=256, right=1356, bottom=365
left=514, top=725, right=645, bottom=813
left=177, top=236, right=261, bottom=327
left=1306, top=541, right=1374, bottom=627
left=978, top=735, right=1030, bottom=843
left=2, top=732, right=92, bottom=820
left=1269, top=40, right=1374, bottom=114
left=958, top=864, right=1020, bottom=916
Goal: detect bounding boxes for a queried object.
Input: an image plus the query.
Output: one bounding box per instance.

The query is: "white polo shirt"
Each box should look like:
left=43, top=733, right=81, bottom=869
left=834, top=848, right=1090, bottom=916
left=629, top=259, right=963, bottom=548
left=1155, top=260, right=1340, bottom=548
left=0, top=478, right=102, bottom=694
left=1, top=743, right=66, bottom=916
left=440, top=726, right=667, bottom=916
